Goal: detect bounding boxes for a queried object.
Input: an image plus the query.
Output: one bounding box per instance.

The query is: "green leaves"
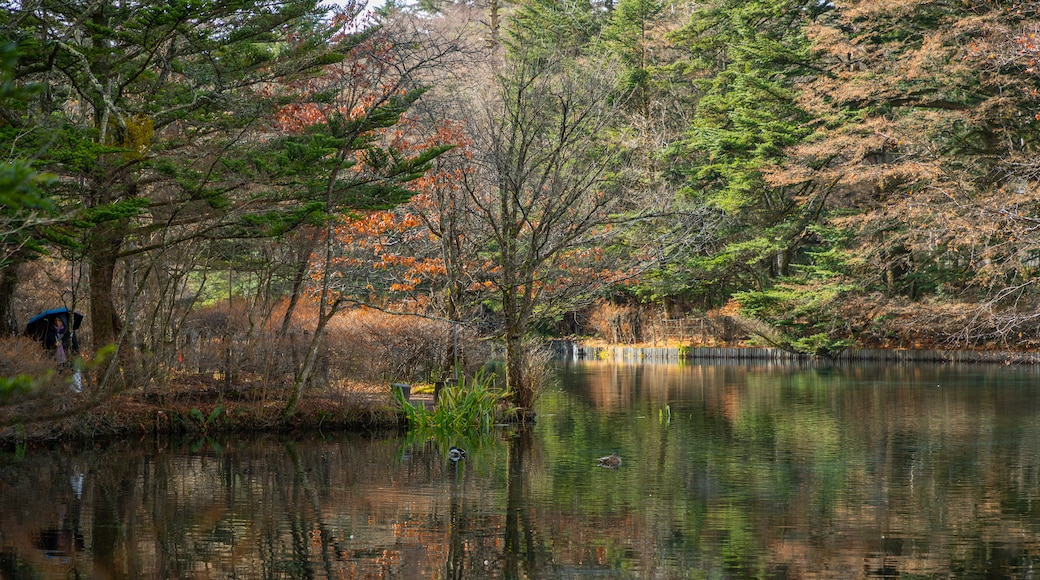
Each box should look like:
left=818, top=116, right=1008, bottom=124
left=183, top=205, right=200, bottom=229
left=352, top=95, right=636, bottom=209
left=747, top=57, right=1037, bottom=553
left=396, top=370, right=510, bottom=436
left=507, top=0, right=603, bottom=59
left=640, top=0, right=832, bottom=314
left=0, top=162, right=54, bottom=215
left=0, top=43, right=58, bottom=266
left=733, top=281, right=855, bottom=356
left=0, top=374, right=40, bottom=405
left=77, top=199, right=150, bottom=227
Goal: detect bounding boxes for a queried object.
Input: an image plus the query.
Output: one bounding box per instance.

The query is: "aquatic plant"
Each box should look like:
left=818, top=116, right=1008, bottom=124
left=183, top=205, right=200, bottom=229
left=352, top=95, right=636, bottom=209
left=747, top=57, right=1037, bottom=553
left=189, top=405, right=224, bottom=431
left=395, top=369, right=510, bottom=435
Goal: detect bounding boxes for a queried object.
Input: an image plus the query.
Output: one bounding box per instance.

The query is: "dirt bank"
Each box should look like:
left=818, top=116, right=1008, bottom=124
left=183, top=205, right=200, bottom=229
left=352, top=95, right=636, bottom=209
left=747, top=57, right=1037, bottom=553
left=0, top=378, right=403, bottom=451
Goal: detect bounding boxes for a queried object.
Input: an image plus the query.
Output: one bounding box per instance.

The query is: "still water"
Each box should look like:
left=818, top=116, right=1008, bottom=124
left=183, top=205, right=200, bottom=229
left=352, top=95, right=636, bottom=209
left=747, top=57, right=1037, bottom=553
left=4, top=360, right=1040, bottom=578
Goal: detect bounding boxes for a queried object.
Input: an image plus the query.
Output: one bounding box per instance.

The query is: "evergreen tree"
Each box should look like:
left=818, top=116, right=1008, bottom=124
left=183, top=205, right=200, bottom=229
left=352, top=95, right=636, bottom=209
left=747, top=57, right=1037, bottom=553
left=507, top=0, right=604, bottom=58
left=0, top=41, right=54, bottom=336
left=0, top=0, right=333, bottom=357
left=665, top=0, right=821, bottom=303
left=598, top=0, right=663, bottom=113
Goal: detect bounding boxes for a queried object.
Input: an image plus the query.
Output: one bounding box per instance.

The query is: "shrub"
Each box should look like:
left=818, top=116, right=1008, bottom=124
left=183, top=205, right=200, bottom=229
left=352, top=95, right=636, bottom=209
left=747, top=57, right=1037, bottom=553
left=326, top=308, right=490, bottom=385
left=172, top=301, right=493, bottom=403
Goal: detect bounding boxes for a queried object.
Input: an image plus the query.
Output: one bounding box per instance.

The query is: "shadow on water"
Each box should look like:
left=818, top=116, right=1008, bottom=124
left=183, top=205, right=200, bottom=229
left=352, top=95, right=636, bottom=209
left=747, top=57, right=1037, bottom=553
left=6, top=361, right=1040, bottom=577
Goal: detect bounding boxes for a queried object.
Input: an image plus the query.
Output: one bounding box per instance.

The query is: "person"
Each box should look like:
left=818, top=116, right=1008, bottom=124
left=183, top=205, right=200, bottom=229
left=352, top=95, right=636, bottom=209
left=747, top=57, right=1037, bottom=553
left=43, top=315, right=79, bottom=370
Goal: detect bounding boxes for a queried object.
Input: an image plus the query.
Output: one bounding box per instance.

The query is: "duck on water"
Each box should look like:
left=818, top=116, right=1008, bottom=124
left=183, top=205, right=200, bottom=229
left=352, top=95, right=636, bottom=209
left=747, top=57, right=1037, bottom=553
left=597, top=452, right=621, bottom=468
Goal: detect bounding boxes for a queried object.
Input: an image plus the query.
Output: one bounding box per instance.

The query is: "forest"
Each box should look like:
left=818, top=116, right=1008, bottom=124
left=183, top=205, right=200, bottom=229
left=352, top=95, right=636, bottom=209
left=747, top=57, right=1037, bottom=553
left=2, top=0, right=1040, bottom=429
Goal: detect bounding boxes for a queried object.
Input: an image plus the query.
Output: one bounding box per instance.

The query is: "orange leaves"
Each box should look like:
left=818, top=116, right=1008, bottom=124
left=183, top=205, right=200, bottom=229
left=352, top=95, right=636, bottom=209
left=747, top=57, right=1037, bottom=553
left=408, top=167, right=469, bottom=197
left=338, top=210, right=421, bottom=242
left=274, top=103, right=326, bottom=132
left=467, top=279, right=496, bottom=292
left=322, top=210, right=446, bottom=295
left=386, top=256, right=447, bottom=292
left=266, top=22, right=403, bottom=140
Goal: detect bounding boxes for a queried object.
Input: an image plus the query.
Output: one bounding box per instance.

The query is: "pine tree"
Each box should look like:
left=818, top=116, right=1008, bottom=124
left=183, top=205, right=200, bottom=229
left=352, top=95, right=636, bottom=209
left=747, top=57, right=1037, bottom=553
left=506, top=0, right=604, bottom=59
left=665, top=0, right=820, bottom=300
left=598, top=0, right=664, bottom=113
left=0, top=0, right=333, bottom=355
left=779, top=0, right=1040, bottom=344
left=0, top=41, right=55, bottom=336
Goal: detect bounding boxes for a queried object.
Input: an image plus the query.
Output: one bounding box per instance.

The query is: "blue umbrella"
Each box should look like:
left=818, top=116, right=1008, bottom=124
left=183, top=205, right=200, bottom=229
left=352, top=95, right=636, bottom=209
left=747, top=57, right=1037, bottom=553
left=24, top=308, right=83, bottom=340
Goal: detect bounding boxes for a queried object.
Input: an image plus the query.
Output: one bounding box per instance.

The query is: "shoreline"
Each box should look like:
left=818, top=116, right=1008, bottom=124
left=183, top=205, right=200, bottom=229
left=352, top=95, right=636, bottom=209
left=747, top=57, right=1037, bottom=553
left=0, top=388, right=404, bottom=452
left=7, top=343, right=1040, bottom=450
left=553, top=341, right=1040, bottom=364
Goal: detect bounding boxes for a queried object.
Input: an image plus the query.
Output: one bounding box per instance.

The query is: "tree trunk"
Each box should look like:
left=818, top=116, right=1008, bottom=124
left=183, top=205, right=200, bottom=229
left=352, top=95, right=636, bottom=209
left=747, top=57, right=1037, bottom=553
left=279, top=262, right=307, bottom=337
left=87, top=223, right=124, bottom=350
left=486, top=0, right=500, bottom=48
left=505, top=327, right=535, bottom=411
left=0, top=262, right=21, bottom=336
left=501, top=248, right=528, bottom=410
left=282, top=308, right=331, bottom=417
left=283, top=220, right=338, bottom=417
left=279, top=229, right=320, bottom=336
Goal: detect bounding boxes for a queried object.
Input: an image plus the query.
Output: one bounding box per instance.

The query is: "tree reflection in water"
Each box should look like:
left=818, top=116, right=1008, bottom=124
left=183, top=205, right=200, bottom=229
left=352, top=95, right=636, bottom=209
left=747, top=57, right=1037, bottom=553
left=7, top=363, right=1040, bottom=577
left=446, top=439, right=466, bottom=579
left=503, top=428, right=534, bottom=579
left=0, top=429, right=554, bottom=579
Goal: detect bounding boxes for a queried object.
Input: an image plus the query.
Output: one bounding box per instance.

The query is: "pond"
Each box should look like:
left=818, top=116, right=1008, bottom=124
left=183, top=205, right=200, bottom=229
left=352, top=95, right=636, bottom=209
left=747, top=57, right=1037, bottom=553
left=4, top=360, right=1040, bottom=578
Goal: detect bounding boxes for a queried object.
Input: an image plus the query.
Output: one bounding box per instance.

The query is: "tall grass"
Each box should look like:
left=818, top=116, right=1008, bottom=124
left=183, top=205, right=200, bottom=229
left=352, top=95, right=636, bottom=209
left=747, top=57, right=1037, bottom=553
left=395, top=369, right=510, bottom=436
left=0, top=337, right=64, bottom=404
left=174, top=303, right=491, bottom=394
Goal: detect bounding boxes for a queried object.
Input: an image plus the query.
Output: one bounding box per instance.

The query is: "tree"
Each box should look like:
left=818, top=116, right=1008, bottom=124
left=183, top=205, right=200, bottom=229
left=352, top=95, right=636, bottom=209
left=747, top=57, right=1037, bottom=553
left=777, top=0, right=1040, bottom=346
left=267, top=14, right=463, bottom=416
left=507, top=0, right=604, bottom=58
left=597, top=0, right=664, bottom=115
left=664, top=0, right=822, bottom=305
left=405, top=121, right=486, bottom=326
left=594, top=0, right=713, bottom=313
left=0, top=41, right=57, bottom=336
left=459, top=50, right=634, bottom=411
left=0, top=40, right=53, bottom=398
left=0, top=0, right=334, bottom=366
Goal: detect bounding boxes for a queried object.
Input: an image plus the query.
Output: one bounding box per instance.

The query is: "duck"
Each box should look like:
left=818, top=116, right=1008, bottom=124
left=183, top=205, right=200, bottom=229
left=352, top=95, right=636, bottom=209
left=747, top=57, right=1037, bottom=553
left=597, top=452, right=621, bottom=469
left=448, top=446, right=467, bottom=462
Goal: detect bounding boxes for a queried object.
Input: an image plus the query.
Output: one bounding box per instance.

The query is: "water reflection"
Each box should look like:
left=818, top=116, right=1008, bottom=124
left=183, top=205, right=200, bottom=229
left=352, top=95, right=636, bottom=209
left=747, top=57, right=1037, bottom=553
left=4, top=361, right=1040, bottom=577
left=552, top=361, right=1040, bottom=577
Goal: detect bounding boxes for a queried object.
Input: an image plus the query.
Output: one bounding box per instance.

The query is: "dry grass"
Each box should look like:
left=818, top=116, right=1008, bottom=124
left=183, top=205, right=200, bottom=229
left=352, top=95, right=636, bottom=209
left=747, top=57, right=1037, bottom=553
left=174, top=302, right=489, bottom=389
left=0, top=301, right=490, bottom=447
left=328, top=308, right=489, bottom=384
left=580, top=302, right=751, bottom=347
left=586, top=303, right=642, bottom=344
left=0, top=336, right=74, bottom=403
left=0, top=336, right=54, bottom=377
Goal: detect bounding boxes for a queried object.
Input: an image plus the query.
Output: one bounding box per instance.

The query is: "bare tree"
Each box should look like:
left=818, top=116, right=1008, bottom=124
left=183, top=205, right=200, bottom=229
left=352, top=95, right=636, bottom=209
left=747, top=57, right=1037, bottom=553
left=457, top=51, right=634, bottom=413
